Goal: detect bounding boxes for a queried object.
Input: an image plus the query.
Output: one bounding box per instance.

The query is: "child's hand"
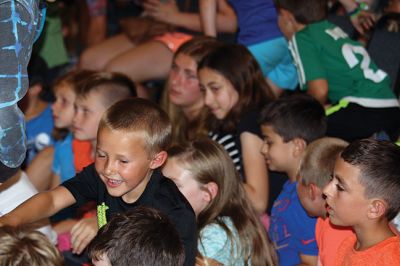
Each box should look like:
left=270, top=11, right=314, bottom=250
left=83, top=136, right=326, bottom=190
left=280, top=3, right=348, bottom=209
left=351, top=10, right=376, bottom=35
left=70, top=217, right=98, bottom=254
left=143, top=0, right=180, bottom=25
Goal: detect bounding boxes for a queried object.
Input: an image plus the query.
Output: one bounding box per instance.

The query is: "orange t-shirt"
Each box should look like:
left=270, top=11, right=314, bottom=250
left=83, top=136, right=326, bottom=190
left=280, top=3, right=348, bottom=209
left=315, top=217, right=354, bottom=266
left=334, top=235, right=400, bottom=266
left=72, top=139, right=93, bottom=172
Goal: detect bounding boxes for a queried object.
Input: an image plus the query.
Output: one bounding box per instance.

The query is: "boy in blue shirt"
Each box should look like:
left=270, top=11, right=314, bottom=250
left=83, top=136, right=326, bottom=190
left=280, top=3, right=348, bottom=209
left=260, top=94, right=326, bottom=265
left=0, top=98, right=197, bottom=266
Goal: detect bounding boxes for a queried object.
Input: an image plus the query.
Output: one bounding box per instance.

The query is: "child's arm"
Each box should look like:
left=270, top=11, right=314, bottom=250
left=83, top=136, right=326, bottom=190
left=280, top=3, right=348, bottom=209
left=200, top=0, right=217, bottom=37
left=0, top=186, right=76, bottom=227
left=306, top=79, right=329, bottom=105
left=26, top=146, right=54, bottom=191
left=241, top=132, right=269, bottom=214
left=298, top=254, right=318, bottom=266
left=143, top=0, right=236, bottom=33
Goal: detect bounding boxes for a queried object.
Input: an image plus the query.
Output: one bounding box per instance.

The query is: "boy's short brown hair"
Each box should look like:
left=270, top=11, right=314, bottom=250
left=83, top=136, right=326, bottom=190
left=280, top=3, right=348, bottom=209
left=299, top=137, right=348, bottom=188
left=0, top=225, right=64, bottom=266
left=276, top=0, right=327, bottom=24
left=259, top=94, right=327, bottom=144
left=341, top=139, right=400, bottom=220
left=99, top=98, right=172, bottom=156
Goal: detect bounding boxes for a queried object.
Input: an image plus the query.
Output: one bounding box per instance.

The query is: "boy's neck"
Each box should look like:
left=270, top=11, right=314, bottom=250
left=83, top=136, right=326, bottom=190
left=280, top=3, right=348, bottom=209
left=353, top=219, right=395, bottom=250
left=287, top=159, right=301, bottom=183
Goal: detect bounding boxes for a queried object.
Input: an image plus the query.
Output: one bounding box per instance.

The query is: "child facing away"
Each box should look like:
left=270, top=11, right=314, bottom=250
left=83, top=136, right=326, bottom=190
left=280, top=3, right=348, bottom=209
left=259, top=94, right=327, bottom=266
left=296, top=137, right=353, bottom=266
left=162, top=138, right=277, bottom=265
left=0, top=98, right=197, bottom=266
left=324, top=139, right=400, bottom=265
left=0, top=225, right=64, bottom=266
left=88, top=207, right=185, bottom=266
left=276, top=0, right=400, bottom=142
left=198, top=43, right=276, bottom=214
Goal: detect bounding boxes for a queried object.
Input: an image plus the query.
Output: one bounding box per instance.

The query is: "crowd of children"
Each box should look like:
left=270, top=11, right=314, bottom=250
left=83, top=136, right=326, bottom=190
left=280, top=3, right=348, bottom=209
left=0, top=0, right=400, bottom=265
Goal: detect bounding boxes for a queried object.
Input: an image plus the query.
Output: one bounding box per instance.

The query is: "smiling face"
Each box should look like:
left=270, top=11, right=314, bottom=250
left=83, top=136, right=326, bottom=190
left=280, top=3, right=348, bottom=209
left=95, top=127, right=155, bottom=203
left=168, top=53, right=203, bottom=110
left=323, top=157, right=370, bottom=227
left=51, top=84, right=76, bottom=129
left=162, top=157, right=210, bottom=216
left=198, top=67, right=239, bottom=120
left=73, top=91, right=107, bottom=141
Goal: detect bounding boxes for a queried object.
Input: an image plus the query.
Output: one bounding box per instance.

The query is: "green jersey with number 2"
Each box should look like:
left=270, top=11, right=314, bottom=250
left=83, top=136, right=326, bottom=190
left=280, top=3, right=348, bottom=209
left=289, top=20, right=397, bottom=107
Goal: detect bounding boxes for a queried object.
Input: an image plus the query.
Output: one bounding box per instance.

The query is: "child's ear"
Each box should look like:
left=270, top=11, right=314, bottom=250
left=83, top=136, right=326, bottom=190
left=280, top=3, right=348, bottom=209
left=28, top=84, right=42, bottom=97
left=367, top=199, right=387, bottom=219
left=149, top=151, right=168, bottom=169
left=292, top=138, right=307, bottom=158
left=203, top=182, right=219, bottom=203
left=309, top=183, right=320, bottom=201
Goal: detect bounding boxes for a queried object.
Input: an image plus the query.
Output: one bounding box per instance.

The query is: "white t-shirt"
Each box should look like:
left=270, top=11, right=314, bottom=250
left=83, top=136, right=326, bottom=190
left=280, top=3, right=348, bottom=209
left=0, top=171, right=57, bottom=244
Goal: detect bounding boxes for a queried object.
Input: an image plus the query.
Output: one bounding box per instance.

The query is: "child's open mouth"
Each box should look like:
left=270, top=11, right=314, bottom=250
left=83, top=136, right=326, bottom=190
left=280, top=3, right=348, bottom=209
left=106, top=178, right=123, bottom=188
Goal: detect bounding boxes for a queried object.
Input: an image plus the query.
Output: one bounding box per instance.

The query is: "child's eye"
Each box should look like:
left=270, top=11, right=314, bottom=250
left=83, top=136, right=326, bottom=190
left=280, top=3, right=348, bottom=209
left=336, top=184, right=345, bottom=192
left=96, top=151, right=106, bottom=158
left=211, top=86, right=220, bottom=93
left=119, top=160, right=129, bottom=164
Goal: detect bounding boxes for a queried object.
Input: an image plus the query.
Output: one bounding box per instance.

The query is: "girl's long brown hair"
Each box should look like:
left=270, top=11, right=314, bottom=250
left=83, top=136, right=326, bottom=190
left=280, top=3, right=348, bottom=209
left=168, top=139, right=278, bottom=265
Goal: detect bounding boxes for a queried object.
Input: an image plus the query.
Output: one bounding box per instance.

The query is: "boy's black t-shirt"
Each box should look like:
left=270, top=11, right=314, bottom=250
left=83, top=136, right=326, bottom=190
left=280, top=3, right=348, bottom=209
left=62, top=163, right=197, bottom=266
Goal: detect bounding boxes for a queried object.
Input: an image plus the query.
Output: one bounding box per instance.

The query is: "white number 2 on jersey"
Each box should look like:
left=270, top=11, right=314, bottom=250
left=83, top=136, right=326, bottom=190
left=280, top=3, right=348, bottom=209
left=326, top=27, right=387, bottom=83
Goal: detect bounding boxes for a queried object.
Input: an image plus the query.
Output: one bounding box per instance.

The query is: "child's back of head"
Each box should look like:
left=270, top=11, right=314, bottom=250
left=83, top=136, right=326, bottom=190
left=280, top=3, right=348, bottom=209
left=0, top=225, right=64, bottom=266
left=88, top=207, right=185, bottom=266
left=260, top=94, right=327, bottom=144
left=340, top=139, right=400, bottom=221
left=276, top=0, right=327, bottom=25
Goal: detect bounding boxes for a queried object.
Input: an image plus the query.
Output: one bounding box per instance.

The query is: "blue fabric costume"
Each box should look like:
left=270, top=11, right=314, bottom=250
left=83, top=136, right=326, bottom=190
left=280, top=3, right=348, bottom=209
left=0, top=0, right=45, bottom=167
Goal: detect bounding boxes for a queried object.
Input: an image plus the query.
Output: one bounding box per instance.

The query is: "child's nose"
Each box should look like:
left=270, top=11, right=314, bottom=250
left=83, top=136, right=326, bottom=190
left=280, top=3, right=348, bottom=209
left=322, top=181, right=333, bottom=198
left=260, top=142, right=268, bottom=155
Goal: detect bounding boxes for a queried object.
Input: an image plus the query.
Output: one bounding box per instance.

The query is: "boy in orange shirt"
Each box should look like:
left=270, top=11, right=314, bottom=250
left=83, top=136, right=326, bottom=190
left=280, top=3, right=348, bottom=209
left=297, top=137, right=353, bottom=266
left=324, top=139, right=400, bottom=265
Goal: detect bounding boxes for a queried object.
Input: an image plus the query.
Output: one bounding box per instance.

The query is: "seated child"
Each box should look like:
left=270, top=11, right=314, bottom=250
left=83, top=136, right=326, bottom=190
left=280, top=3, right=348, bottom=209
left=0, top=162, right=56, bottom=244
left=162, top=138, right=277, bottom=265
left=276, top=0, right=400, bottom=142
left=88, top=206, right=185, bottom=266
left=259, top=94, right=327, bottom=265
left=324, top=139, right=400, bottom=265
left=0, top=98, right=197, bottom=266
left=297, top=137, right=353, bottom=266
left=0, top=225, right=64, bottom=266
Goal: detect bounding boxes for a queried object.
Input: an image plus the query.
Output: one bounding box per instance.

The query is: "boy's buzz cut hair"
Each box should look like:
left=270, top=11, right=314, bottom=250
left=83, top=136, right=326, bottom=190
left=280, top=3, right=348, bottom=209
left=76, top=71, right=136, bottom=107
left=299, top=137, right=348, bottom=188
left=259, top=94, right=327, bottom=144
left=99, top=98, right=172, bottom=155
left=341, top=139, right=400, bottom=221
left=275, top=0, right=327, bottom=24
left=88, top=207, right=185, bottom=266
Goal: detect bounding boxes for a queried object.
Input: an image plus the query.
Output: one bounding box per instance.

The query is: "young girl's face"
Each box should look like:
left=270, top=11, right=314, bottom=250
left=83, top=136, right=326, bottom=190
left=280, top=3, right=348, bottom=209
left=198, top=67, right=239, bottom=120
left=168, top=53, right=203, bottom=108
left=73, top=91, right=107, bottom=142
left=162, top=158, right=210, bottom=216
left=51, top=84, right=76, bottom=129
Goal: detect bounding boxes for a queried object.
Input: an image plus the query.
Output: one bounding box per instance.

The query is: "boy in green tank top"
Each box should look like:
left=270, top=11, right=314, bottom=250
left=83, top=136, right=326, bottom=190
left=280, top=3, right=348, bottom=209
left=276, top=0, right=400, bottom=141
